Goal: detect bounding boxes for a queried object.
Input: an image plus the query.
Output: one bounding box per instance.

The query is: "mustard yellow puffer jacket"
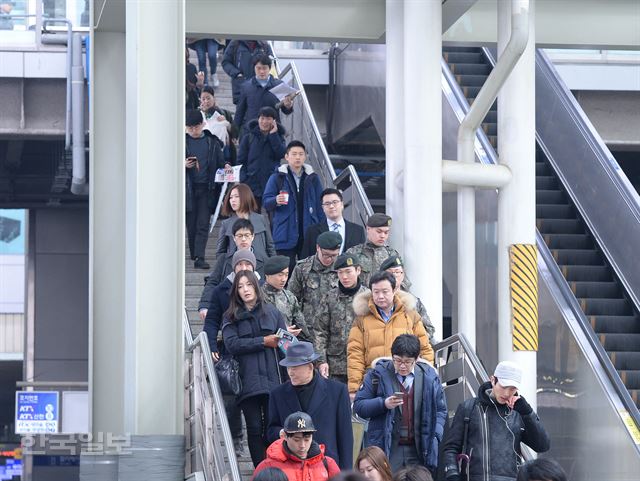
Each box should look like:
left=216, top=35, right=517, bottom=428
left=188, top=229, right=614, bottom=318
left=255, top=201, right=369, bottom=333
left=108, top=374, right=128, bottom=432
left=347, top=290, right=434, bottom=392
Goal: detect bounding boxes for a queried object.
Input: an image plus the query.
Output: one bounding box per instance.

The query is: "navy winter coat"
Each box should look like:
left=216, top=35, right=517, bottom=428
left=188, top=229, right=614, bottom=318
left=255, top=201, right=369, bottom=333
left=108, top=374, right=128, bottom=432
left=267, top=373, right=354, bottom=470
left=353, top=359, right=447, bottom=471
left=185, top=131, right=224, bottom=213
left=222, top=302, right=288, bottom=404
left=237, top=120, right=286, bottom=199
left=202, top=276, right=233, bottom=352
left=234, top=76, right=294, bottom=131
left=263, top=164, right=326, bottom=251
left=221, top=40, right=273, bottom=104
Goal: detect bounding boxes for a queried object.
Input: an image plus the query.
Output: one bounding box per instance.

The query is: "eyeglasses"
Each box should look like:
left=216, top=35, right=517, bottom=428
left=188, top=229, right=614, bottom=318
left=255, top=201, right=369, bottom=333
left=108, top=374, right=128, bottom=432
left=319, top=249, right=339, bottom=260
left=322, top=200, right=342, bottom=207
left=392, top=357, right=416, bottom=367
left=234, top=233, right=254, bottom=240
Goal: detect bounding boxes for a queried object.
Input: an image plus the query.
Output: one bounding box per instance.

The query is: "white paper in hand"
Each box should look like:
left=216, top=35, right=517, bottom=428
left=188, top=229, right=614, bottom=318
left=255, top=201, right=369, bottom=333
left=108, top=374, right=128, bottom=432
left=269, top=82, right=299, bottom=101
left=215, top=165, right=242, bottom=183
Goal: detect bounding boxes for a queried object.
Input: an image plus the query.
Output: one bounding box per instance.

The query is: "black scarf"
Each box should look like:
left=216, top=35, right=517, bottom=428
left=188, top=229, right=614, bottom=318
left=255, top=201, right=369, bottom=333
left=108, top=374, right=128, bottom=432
left=339, top=279, right=361, bottom=296
left=293, top=370, right=319, bottom=412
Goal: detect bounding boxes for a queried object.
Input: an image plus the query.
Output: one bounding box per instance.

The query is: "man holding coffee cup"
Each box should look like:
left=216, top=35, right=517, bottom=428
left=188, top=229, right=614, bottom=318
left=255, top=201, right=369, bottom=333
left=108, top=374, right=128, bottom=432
left=263, top=140, right=325, bottom=274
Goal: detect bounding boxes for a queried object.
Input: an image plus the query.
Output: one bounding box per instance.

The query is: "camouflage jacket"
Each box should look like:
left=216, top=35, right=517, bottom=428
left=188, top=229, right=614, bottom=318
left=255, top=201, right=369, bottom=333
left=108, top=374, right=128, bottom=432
left=287, top=255, right=338, bottom=338
left=410, top=290, right=436, bottom=342
left=315, top=284, right=370, bottom=376
left=345, top=242, right=409, bottom=288
left=261, top=283, right=312, bottom=344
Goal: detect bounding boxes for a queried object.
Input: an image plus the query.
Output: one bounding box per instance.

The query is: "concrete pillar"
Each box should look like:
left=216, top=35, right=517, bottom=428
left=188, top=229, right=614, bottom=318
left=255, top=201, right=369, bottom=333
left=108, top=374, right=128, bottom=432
left=385, top=0, right=405, bottom=251
left=85, top=0, right=185, bottom=478
left=403, top=0, right=443, bottom=336
left=497, top=0, right=537, bottom=406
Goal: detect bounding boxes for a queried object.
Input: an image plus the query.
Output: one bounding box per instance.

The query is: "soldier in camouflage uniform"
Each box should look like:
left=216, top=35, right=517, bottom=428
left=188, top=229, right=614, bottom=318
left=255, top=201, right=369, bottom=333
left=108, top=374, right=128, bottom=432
left=288, top=231, right=341, bottom=339
left=380, top=255, right=436, bottom=343
left=261, top=255, right=313, bottom=344
left=315, top=253, right=369, bottom=385
left=345, top=213, right=409, bottom=289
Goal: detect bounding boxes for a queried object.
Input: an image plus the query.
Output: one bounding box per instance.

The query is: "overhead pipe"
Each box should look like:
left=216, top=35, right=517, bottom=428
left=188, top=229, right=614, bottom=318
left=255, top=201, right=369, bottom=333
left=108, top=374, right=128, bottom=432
left=442, top=160, right=512, bottom=189
left=70, top=32, right=88, bottom=195
left=456, top=0, right=530, bottom=348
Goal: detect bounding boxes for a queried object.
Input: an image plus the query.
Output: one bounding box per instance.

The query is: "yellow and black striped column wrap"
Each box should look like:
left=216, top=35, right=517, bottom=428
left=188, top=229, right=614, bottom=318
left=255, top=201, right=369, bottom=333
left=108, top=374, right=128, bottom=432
left=509, top=244, right=539, bottom=351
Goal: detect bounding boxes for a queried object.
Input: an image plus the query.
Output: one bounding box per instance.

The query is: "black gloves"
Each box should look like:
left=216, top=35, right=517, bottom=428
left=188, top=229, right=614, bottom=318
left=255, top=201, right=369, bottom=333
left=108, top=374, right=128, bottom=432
left=513, top=396, right=533, bottom=416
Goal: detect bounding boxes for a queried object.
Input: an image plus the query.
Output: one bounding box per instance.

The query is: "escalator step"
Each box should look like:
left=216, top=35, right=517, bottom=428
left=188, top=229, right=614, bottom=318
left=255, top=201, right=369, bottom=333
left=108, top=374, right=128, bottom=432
left=630, top=390, right=640, bottom=407
left=442, top=46, right=482, bottom=54
left=591, top=315, right=640, bottom=334
left=536, top=162, right=551, bottom=176
left=571, top=281, right=622, bottom=298
left=536, top=176, right=560, bottom=190
left=487, top=135, right=498, bottom=148
left=543, top=233, right=593, bottom=249
left=443, top=51, right=484, bottom=64
left=583, top=298, right=633, bottom=316
left=600, top=333, right=640, bottom=351
left=455, top=74, right=489, bottom=87
left=482, top=123, right=497, bottom=136
left=619, top=370, right=640, bottom=389
left=552, top=249, right=603, bottom=265
left=467, top=98, right=497, bottom=111
left=462, top=86, right=482, bottom=99
left=449, top=63, right=491, bottom=76
left=560, top=265, right=612, bottom=282
left=485, top=111, right=497, bottom=123
left=537, top=190, right=567, bottom=204
left=609, top=351, right=640, bottom=370
left=537, top=218, right=584, bottom=235
left=537, top=204, right=575, bottom=219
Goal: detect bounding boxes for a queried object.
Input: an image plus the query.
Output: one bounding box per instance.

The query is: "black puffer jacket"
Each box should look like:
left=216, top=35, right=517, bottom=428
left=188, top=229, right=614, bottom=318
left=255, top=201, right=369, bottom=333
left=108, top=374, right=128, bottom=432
left=442, top=381, right=550, bottom=481
left=222, top=302, right=288, bottom=404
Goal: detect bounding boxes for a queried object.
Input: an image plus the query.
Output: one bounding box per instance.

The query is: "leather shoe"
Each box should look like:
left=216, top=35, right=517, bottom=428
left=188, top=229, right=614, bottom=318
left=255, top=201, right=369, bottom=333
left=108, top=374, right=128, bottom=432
left=194, top=257, right=210, bottom=269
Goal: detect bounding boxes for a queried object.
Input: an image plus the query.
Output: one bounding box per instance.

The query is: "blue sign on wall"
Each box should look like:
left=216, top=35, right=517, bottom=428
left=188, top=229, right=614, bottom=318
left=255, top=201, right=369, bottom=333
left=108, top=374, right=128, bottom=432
left=15, top=392, right=59, bottom=434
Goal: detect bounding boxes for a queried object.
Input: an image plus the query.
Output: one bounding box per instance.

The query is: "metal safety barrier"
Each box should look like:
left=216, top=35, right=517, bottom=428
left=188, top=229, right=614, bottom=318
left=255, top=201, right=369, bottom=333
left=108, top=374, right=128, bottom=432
left=183, top=309, right=241, bottom=481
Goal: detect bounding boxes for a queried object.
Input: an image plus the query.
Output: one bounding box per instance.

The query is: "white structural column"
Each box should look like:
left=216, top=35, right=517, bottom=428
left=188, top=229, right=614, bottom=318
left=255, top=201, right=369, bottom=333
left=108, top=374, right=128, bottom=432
left=87, top=1, right=185, bottom=478
left=403, top=0, right=443, bottom=336
left=497, top=0, right=537, bottom=406
left=385, top=0, right=405, bottom=251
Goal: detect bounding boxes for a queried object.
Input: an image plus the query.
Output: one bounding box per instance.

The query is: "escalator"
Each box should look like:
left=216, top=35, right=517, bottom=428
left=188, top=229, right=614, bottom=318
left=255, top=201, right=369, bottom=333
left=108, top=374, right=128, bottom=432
left=443, top=45, right=640, bottom=409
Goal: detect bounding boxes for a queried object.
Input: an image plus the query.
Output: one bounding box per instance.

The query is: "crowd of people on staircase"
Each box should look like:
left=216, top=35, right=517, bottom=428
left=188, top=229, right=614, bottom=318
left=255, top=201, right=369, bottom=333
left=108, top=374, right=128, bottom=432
left=185, top=39, right=555, bottom=481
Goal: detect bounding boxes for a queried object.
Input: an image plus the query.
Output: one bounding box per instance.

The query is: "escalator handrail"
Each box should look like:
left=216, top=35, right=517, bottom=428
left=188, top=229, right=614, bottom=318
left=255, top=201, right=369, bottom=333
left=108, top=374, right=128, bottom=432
left=183, top=309, right=242, bottom=481
left=484, top=47, right=640, bottom=315
left=443, top=48, right=640, bottom=432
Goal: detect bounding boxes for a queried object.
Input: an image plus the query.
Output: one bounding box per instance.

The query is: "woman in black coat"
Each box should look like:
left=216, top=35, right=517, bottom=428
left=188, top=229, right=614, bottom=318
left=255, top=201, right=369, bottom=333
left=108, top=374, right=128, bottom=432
left=222, top=271, right=287, bottom=467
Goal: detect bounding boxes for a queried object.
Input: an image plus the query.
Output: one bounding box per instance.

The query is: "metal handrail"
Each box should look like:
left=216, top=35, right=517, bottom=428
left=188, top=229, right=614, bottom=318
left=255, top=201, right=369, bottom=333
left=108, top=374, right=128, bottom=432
left=270, top=42, right=374, bottom=225
left=183, top=309, right=241, bottom=481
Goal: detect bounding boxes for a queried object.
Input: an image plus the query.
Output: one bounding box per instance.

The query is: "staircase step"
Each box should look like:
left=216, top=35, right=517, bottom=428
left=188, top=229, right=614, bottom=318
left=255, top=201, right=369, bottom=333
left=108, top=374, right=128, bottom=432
left=543, top=233, right=593, bottom=250
left=552, top=249, right=602, bottom=266
left=448, top=62, right=491, bottom=76
left=536, top=176, right=560, bottom=190
left=537, top=218, right=584, bottom=235
left=571, top=281, right=622, bottom=299
left=455, top=74, right=489, bottom=87
left=537, top=204, right=575, bottom=219
left=537, top=190, right=567, bottom=204
left=591, top=315, right=640, bottom=334
left=601, top=333, right=640, bottom=351
left=619, top=370, right=640, bottom=389
left=560, top=265, right=612, bottom=282
left=443, top=51, right=484, bottom=64
left=581, top=298, right=633, bottom=316
left=609, top=351, right=640, bottom=370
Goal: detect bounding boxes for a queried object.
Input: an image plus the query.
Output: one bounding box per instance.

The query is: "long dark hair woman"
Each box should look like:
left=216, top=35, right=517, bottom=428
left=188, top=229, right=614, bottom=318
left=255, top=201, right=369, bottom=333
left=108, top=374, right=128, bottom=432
left=222, top=270, right=287, bottom=467
left=217, top=183, right=276, bottom=259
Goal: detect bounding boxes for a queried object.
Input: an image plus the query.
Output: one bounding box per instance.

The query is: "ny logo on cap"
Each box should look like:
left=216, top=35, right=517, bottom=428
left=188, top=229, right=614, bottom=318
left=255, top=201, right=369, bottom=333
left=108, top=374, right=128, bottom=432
left=298, top=418, right=306, bottom=428
left=346, top=257, right=353, bottom=266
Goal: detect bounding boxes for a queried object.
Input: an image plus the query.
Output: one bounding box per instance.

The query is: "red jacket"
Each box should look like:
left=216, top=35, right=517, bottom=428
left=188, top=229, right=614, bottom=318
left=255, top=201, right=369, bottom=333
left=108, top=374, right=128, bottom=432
left=252, top=439, right=340, bottom=481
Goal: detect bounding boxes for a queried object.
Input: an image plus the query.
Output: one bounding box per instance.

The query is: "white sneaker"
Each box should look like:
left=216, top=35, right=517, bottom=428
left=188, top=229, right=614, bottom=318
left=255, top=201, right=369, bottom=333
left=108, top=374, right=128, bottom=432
left=212, top=74, right=220, bottom=88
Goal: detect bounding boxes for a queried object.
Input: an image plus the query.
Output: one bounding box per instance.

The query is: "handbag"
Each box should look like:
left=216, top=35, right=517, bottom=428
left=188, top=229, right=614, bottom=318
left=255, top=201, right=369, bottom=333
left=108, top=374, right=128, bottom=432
left=215, top=356, right=242, bottom=396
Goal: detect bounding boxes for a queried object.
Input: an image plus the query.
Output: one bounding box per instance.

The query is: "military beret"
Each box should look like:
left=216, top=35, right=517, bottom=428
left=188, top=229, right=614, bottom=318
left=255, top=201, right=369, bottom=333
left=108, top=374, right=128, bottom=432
left=264, top=255, right=290, bottom=275
left=366, top=213, right=392, bottom=228
left=316, top=231, right=342, bottom=250
left=380, top=255, right=404, bottom=272
left=334, top=253, right=360, bottom=270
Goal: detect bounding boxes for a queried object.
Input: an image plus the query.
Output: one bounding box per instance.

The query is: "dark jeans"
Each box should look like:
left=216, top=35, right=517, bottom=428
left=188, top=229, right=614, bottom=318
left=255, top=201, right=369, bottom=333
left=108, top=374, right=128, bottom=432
left=277, top=239, right=304, bottom=278
left=192, top=39, right=219, bottom=80
left=223, top=394, right=243, bottom=440
left=186, top=184, right=211, bottom=260
left=239, top=394, right=269, bottom=467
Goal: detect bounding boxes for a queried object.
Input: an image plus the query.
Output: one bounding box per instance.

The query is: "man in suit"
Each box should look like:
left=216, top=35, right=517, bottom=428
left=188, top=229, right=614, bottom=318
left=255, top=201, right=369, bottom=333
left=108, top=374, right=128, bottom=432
left=300, top=188, right=366, bottom=258
left=267, top=342, right=353, bottom=470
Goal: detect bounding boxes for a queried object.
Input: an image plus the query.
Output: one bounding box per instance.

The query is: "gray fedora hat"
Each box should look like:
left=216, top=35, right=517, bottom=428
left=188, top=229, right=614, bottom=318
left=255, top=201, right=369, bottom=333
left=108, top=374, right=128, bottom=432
left=279, top=341, right=320, bottom=367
